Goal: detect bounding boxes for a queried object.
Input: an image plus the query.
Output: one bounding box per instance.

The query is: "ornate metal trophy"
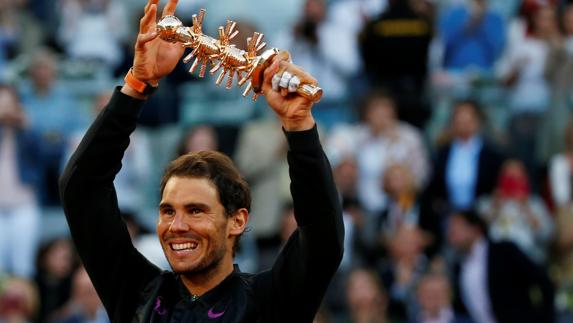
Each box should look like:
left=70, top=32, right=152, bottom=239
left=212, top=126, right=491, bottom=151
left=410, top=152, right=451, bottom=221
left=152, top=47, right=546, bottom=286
left=156, top=9, right=323, bottom=102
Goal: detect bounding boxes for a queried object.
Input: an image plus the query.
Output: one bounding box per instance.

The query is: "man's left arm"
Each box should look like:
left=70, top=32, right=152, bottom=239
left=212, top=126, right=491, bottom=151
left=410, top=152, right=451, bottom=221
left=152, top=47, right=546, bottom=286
left=257, top=58, right=344, bottom=322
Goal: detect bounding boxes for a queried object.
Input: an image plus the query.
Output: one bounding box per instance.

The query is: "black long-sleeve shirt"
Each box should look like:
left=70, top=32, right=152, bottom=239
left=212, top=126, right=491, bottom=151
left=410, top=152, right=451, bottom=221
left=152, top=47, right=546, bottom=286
left=59, top=88, right=344, bottom=323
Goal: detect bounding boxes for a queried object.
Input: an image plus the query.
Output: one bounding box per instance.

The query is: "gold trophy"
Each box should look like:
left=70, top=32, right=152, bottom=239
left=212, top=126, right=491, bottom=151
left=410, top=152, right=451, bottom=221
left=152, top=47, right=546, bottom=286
left=157, top=9, right=323, bottom=102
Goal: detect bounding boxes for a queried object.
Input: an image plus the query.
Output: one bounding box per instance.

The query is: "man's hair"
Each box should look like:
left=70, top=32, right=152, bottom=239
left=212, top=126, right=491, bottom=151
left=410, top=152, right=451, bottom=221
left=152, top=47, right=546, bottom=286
left=451, top=209, right=488, bottom=235
left=160, top=151, right=251, bottom=215
left=159, top=151, right=251, bottom=252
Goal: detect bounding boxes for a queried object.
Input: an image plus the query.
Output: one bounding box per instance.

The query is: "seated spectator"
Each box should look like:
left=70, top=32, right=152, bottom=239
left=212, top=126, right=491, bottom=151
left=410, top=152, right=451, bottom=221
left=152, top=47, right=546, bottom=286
left=234, top=116, right=289, bottom=241
left=498, top=4, right=560, bottom=185
left=437, top=0, right=505, bottom=73
left=549, top=118, right=573, bottom=210
left=359, top=0, right=433, bottom=127
left=0, top=84, right=41, bottom=278
left=478, top=159, right=553, bottom=263
left=122, top=212, right=169, bottom=271
left=378, top=225, right=429, bottom=321
left=345, top=268, right=388, bottom=323
left=553, top=205, right=573, bottom=320
left=414, top=273, right=455, bottom=323
left=0, top=0, right=43, bottom=65
left=426, top=100, right=504, bottom=219
left=447, top=209, right=555, bottom=323
left=57, top=0, right=128, bottom=69
left=65, top=90, right=152, bottom=214
left=275, top=0, right=361, bottom=127
left=34, top=238, right=76, bottom=323
left=52, top=266, right=109, bottom=323
left=379, top=164, right=439, bottom=247
left=328, top=91, right=429, bottom=214
left=0, top=276, right=39, bottom=322
left=176, top=125, right=218, bottom=156
left=18, top=49, right=84, bottom=206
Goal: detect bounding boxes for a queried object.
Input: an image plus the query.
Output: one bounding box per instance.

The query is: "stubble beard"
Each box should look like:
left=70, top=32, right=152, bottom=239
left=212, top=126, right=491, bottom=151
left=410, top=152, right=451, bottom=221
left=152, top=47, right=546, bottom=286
left=170, top=241, right=228, bottom=278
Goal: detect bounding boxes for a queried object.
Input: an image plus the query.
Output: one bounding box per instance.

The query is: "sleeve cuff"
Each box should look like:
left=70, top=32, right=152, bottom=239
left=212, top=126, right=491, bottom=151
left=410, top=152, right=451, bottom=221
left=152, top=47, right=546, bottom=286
left=106, top=86, right=146, bottom=118
left=283, top=124, right=321, bottom=152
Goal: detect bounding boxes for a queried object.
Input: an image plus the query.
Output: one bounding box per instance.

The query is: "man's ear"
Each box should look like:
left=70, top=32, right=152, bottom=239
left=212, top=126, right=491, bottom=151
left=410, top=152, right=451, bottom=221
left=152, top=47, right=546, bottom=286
left=228, top=208, right=249, bottom=237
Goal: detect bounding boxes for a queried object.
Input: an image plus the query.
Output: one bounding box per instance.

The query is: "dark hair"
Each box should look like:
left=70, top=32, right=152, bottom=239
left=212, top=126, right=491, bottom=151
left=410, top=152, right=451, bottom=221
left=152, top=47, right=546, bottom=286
left=452, top=99, right=486, bottom=124
left=160, top=151, right=251, bottom=216
left=451, top=209, right=488, bottom=234
left=358, top=89, right=397, bottom=122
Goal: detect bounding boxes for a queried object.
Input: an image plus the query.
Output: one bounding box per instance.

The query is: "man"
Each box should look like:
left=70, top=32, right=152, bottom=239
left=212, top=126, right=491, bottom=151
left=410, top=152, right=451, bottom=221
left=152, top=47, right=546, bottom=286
left=58, top=0, right=344, bottom=322
left=447, top=210, right=554, bottom=323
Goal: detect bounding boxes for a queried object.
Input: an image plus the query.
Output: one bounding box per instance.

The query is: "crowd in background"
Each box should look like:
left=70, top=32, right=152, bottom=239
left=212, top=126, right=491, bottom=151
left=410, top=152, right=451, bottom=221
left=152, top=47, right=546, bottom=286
left=3, top=0, right=573, bottom=322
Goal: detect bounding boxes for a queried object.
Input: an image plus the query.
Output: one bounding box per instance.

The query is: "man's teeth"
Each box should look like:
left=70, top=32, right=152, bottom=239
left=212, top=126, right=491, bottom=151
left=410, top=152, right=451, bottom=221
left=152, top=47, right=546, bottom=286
left=171, top=242, right=198, bottom=251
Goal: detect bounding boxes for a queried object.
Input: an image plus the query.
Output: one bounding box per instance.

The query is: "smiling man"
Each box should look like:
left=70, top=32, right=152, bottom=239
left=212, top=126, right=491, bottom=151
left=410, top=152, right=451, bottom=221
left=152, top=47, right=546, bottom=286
left=58, top=0, right=344, bottom=322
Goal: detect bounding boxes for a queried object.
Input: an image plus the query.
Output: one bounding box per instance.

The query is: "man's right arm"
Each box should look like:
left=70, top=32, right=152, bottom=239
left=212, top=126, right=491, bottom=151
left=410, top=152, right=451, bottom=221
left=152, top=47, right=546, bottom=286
left=59, top=89, right=160, bottom=321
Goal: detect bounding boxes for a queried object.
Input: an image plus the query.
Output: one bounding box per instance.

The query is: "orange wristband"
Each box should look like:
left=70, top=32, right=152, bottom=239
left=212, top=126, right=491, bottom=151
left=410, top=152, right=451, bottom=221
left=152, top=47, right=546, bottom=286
left=124, top=68, right=158, bottom=95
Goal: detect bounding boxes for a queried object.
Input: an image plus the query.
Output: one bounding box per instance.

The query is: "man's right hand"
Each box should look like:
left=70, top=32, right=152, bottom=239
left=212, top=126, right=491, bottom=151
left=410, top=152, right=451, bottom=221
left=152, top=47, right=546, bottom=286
left=123, top=0, right=185, bottom=98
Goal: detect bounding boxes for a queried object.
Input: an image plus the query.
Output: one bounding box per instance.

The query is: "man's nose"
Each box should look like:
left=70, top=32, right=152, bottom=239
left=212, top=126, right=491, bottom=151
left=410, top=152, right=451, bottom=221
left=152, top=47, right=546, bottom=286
left=169, top=213, right=190, bottom=232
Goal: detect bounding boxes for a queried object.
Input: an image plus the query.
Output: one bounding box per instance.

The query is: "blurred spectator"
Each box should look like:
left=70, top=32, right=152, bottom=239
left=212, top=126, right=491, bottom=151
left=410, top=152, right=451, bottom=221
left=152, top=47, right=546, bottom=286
left=499, top=4, right=560, bottom=186
left=553, top=205, right=573, bottom=320
left=18, top=49, right=83, bottom=206
left=0, top=84, right=41, bottom=278
left=345, top=268, right=388, bottom=323
left=65, top=90, right=152, bottom=214
left=447, top=209, right=555, bottom=323
left=549, top=118, right=573, bottom=210
left=57, top=0, right=128, bottom=69
left=328, top=91, right=429, bottom=214
left=378, top=224, right=429, bottom=321
left=0, top=0, right=43, bottom=70
left=414, top=273, right=456, bottom=323
left=52, top=266, right=109, bottom=323
left=437, top=0, right=505, bottom=73
left=275, top=0, right=361, bottom=127
left=0, top=276, right=39, bottom=323
left=234, top=117, right=289, bottom=240
left=426, top=100, right=504, bottom=219
left=540, top=3, right=573, bottom=162
left=380, top=164, right=439, bottom=245
left=359, top=0, right=433, bottom=127
left=478, top=159, right=553, bottom=263
left=121, top=212, right=169, bottom=271
left=34, top=238, right=75, bottom=323
left=176, top=125, right=218, bottom=156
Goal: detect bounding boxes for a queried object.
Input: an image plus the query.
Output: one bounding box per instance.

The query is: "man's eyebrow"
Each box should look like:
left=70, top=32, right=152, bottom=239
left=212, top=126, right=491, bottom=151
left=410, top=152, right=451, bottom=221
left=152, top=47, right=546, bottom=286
left=183, top=202, right=210, bottom=210
left=158, top=202, right=172, bottom=209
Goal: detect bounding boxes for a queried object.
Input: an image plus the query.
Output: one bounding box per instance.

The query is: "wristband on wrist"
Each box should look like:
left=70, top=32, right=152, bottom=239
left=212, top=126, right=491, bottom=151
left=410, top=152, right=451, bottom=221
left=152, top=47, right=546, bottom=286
left=124, top=68, right=158, bottom=95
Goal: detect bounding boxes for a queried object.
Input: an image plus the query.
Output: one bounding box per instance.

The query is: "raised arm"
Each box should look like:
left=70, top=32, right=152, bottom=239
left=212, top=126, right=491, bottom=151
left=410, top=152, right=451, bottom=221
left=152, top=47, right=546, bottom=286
left=59, top=1, right=184, bottom=320
left=257, top=58, right=345, bottom=322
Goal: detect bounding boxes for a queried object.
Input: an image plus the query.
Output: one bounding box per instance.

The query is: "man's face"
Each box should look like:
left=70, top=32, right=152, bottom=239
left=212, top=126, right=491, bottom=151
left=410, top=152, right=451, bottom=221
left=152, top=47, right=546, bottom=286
left=157, top=176, right=232, bottom=275
left=447, top=215, right=479, bottom=253
left=452, top=104, right=480, bottom=140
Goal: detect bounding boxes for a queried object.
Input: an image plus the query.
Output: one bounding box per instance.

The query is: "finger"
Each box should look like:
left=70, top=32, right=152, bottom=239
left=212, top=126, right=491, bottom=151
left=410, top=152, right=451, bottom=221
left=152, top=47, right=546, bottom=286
left=162, top=0, right=179, bottom=17
left=288, top=76, right=300, bottom=93
left=271, top=74, right=281, bottom=91
left=140, top=3, right=157, bottom=34
left=144, top=0, right=159, bottom=13
left=278, top=60, right=317, bottom=86
left=279, top=71, right=292, bottom=89
left=136, top=31, right=159, bottom=50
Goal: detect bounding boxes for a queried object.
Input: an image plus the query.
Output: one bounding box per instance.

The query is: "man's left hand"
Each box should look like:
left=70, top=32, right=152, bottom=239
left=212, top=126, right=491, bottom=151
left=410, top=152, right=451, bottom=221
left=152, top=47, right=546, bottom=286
left=261, top=56, right=317, bottom=132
